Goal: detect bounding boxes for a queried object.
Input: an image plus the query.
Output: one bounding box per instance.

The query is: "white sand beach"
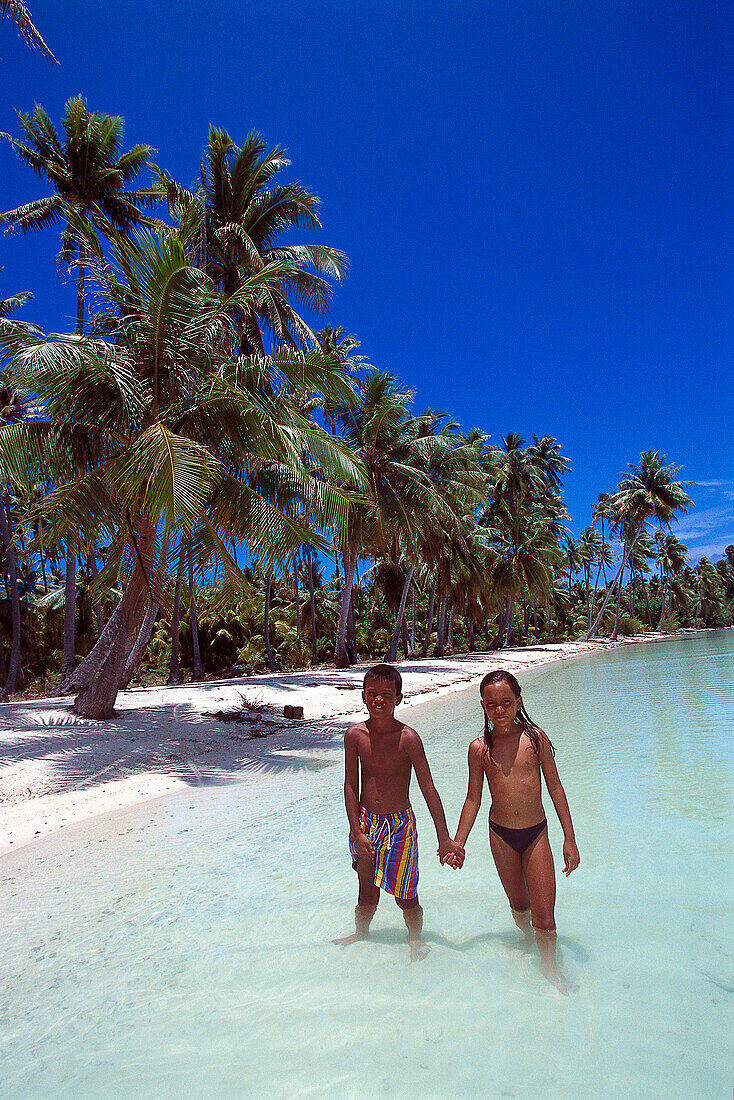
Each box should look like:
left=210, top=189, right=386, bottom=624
left=0, top=637, right=664, bottom=858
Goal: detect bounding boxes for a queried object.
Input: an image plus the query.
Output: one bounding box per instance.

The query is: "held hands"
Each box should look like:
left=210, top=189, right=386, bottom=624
left=438, top=837, right=465, bottom=869
left=562, top=837, right=580, bottom=876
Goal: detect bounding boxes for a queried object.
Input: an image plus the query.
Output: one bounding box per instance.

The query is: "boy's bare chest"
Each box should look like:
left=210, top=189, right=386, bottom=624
left=359, top=734, right=409, bottom=777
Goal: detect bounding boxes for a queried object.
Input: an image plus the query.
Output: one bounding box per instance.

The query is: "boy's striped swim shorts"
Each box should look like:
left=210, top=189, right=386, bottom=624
left=349, top=805, right=419, bottom=900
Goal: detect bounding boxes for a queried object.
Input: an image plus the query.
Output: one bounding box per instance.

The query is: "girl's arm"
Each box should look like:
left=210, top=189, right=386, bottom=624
left=539, top=734, right=580, bottom=876
left=454, top=739, right=485, bottom=849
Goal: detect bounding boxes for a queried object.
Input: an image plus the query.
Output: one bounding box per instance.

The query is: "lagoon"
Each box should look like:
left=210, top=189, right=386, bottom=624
left=1, top=632, right=732, bottom=1098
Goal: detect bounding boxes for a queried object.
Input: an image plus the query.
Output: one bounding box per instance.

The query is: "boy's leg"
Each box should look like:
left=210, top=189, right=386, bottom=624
left=333, top=856, right=380, bottom=946
left=522, top=831, right=574, bottom=993
left=395, top=896, right=427, bottom=961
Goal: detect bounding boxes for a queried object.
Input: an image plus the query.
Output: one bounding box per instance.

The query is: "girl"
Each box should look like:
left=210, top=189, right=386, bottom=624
left=453, top=670, right=580, bottom=991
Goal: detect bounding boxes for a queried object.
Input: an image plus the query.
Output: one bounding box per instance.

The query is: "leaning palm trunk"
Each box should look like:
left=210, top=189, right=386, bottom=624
left=387, top=566, right=415, bottom=661
left=120, top=535, right=170, bottom=688
left=120, top=600, right=159, bottom=690
left=611, top=565, right=624, bottom=640
left=584, top=527, right=642, bottom=640
left=334, top=545, right=356, bottom=668
left=0, top=491, right=21, bottom=696
left=60, top=534, right=77, bottom=681
left=62, top=595, right=125, bottom=694
left=73, top=519, right=157, bottom=718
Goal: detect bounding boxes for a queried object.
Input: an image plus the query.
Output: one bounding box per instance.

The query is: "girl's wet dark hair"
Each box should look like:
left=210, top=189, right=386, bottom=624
left=479, top=670, right=555, bottom=764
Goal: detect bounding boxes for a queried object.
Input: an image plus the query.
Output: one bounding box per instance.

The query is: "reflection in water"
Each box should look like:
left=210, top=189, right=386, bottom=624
left=0, top=632, right=732, bottom=1097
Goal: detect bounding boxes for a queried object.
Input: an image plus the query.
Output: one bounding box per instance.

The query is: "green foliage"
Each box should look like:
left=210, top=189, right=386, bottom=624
left=616, top=613, right=646, bottom=636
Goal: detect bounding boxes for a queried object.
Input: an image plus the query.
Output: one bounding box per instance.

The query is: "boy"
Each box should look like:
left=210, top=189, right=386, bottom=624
left=334, top=663, right=463, bottom=960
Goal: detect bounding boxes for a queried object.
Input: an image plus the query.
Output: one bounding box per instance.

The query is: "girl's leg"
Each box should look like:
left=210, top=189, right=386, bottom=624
left=522, top=831, right=573, bottom=993
left=489, top=828, right=532, bottom=934
left=521, top=829, right=556, bottom=930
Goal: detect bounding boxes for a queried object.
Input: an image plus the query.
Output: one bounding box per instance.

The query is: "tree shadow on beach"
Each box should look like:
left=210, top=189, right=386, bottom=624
left=0, top=692, right=347, bottom=802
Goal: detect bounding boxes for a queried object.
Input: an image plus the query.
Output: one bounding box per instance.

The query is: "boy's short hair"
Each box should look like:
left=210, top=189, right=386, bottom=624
left=363, top=663, right=402, bottom=694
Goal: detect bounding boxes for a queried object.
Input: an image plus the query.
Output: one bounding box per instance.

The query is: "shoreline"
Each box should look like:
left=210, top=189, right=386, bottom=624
left=0, top=632, right=683, bottom=859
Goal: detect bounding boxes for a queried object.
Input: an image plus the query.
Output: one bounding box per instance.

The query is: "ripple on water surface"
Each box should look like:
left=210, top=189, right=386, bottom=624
left=1, top=632, right=733, bottom=1098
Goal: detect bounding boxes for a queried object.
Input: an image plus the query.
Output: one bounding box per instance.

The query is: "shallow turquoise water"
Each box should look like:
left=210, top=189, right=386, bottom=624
left=1, top=633, right=733, bottom=1098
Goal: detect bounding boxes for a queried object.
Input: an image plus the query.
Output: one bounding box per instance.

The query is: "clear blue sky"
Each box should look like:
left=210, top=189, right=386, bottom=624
left=2, top=1, right=732, bottom=561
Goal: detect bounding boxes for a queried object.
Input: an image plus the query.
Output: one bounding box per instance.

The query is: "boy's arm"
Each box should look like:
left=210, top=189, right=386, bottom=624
left=403, top=728, right=464, bottom=866
left=344, top=726, right=374, bottom=860
left=454, top=739, right=485, bottom=849
left=539, top=735, right=580, bottom=876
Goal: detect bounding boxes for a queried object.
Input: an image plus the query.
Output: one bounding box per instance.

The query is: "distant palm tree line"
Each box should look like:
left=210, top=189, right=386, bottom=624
left=0, top=99, right=731, bottom=714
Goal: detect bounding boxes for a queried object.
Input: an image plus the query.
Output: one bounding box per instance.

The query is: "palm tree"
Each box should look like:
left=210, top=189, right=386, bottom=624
left=693, top=558, right=725, bottom=627
left=330, top=374, right=468, bottom=666
left=578, top=526, right=602, bottom=630
left=2, top=97, right=161, bottom=682
left=1, top=0, right=56, bottom=61
left=563, top=536, right=582, bottom=600
left=0, top=282, right=36, bottom=697
left=585, top=451, right=692, bottom=639
left=158, top=128, right=348, bottom=354
left=655, top=532, right=688, bottom=629
left=0, top=224, right=362, bottom=715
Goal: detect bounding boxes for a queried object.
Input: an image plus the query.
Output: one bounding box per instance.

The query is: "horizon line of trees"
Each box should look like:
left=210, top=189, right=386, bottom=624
left=1, top=97, right=731, bottom=714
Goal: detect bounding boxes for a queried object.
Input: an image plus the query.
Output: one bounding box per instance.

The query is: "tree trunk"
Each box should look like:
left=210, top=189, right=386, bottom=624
left=0, top=491, right=21, bottom=696
left=641, top=577, right=653, bottom=627
left=263, top=572, right=280, bottom=671
left=446, top=601, right=456, bottom=654
left=532, top=597, right=539, bottom=642
left=72, top=518, right=157, bottom=718
left=584, top=527, right=642, bottom=640
left=168, top=537, right=187, bottom=684
left=387, top=566, right=415, bottom=661
left=505, top=597, right=513, bottom=647
left=62, top=595, right=125, bottom=694
left=433, top=598, right=447, bottom=657
left=306, top=544, right=318, bottom=665
left=120, top=600, right=159, bottom=689
left=60, top=534, right=77, bottom=681
left=657, top=566, right=667, bottom=630
left=419, top=579, right=437, bottom=659
left=119, top=534, right=171, bottom=689
left=611, top=558, right=625, bottom=640
left=346, top=591, right=358, bottom=664
left=410, top=586, right=416, bottom=655
left=73, top=588, right=140, bottom=718
left=88, top=545, right=104, bottom=637
left=188, top=543, right=202, bottom=679
left=334, top=545, right=356, bottom=668
left=293, top=554, right=300, bottom=635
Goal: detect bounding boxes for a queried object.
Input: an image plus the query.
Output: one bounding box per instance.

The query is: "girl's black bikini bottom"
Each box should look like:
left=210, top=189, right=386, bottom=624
left=489, top=818, right=547, bottom=854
